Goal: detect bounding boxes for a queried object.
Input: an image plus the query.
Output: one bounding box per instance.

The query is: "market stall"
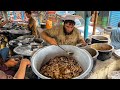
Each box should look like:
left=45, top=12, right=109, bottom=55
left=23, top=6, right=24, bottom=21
left=0, top=11, right=120, bottom=79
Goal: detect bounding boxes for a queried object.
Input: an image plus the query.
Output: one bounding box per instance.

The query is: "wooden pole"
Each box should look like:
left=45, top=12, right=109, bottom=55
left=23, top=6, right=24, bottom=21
left=92, top=11, right=98, bottom=35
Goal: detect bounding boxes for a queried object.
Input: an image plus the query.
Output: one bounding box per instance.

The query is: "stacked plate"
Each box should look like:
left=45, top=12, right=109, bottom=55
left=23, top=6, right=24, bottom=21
left=13, top=44, right=41, bottom=56
left=113, top=49, right=120, bottom=58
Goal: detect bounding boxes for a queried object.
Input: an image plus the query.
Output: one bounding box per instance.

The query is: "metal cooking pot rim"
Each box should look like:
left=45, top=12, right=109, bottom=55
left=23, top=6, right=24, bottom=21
left=87, top=48, right=98, bottom=58
left=92, top=38, right=108, bottom=41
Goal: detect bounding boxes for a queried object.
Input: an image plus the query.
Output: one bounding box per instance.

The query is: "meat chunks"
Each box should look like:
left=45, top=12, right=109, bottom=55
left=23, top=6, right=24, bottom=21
left=40, top=56, right=83, bottom=79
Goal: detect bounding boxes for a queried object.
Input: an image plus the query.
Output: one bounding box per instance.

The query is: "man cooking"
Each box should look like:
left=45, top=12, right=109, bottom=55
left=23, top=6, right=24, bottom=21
left=40, top=15, right=86, bottom=46
left=25, top=11, right=37, bottom=37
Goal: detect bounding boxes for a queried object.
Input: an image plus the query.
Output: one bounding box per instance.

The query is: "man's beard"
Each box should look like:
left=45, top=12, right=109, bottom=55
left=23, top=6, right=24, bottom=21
left=63, top=26, right=73, bottom=35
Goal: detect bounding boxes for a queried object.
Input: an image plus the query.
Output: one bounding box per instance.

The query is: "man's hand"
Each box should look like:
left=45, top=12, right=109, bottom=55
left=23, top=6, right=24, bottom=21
left=82, top=42, right=87, bottom=46
left=13, top=58, right=31, bottom=79
left=20, top=59, right=31, bottom=67
left=80, top=39, right=87, bottom=46
left=48, top=38, right=57, bottom=45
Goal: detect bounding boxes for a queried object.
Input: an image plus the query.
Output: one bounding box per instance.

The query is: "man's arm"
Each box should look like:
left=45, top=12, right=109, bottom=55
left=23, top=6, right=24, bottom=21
left=28, top=18, right=36, bottom=28
left=77, top=30, right=87, bottom=46
left=13, top=59, right=30, bottom=79
left=28, top=22, right=33, bottom=28
left=34, top=23, right=38, bottom=37
left=41, top=31, right=57, bottom=45
left=40, top=27, right=59, bottom=45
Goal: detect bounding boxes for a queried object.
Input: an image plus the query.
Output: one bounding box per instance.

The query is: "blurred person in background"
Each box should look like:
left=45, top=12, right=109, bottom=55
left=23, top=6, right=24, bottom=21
left=110, top=22, right=120, bottom=49
left=25, top=11, right=37, bottom=37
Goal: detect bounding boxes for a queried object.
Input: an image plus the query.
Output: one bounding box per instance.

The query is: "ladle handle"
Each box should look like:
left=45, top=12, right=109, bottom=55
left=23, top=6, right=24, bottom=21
left=57, top=44, right=67, bottom=53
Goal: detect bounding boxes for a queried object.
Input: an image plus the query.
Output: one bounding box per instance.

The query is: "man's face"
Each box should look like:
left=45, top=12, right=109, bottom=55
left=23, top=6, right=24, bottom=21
left=64, top=23, right=74, bottom=33
left=25, top=13, right=30, bottom=18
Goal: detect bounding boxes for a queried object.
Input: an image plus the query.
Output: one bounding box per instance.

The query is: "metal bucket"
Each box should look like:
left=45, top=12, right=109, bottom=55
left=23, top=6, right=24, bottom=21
left=31, top=45, right=93, bottom=79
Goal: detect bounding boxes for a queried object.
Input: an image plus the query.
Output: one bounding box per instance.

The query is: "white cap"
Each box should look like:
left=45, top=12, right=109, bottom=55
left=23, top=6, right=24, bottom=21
left=62, top=15, right=75, bottom=21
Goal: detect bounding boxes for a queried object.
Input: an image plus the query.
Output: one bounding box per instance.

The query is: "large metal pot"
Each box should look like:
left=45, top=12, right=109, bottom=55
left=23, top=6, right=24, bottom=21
left=90, top=43, right=114, bottom=61
left=91, top=35, right=108, bottom=44
left=31, top=45, right=93, bottom=79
